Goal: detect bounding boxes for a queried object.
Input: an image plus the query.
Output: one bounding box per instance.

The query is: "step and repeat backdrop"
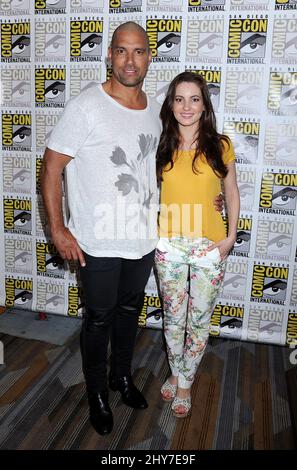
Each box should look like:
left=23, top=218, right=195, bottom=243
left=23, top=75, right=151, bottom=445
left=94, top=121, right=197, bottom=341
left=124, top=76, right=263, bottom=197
left=0, top=0, right=297, bottom=347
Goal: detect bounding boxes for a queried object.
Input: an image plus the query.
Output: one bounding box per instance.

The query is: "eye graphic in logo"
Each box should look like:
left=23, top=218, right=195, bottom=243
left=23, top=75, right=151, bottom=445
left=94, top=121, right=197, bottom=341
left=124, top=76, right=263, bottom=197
left=277, top=137, right=297, bottom=162
left=240, top=33, right=266, bottom=58
left=11, top=0, right=30, bottom=9
left=267, top=234, right=291, bottom=256
left=81, top=34, right=102, bottom=55
left=45, top=81, right=65, bottom=101
left=12, top=81, right=30, bottom=104
left=280, top=85, right=297, bottom=113
left=157, top=33, right=181, bottom=57
left=238, top=183, right=254, bottom=206
left=13, top=169, right=31, bottom=190
left=14, top=251, right=32, bottom=267
left=146, top=308, right=163, bottom=328
left=12, top=126, right=31, bottom=145
left=223, top=274, right=246, bottom=296
left=14, top=289, right=32, bottom=306
left=259, top=321, right=282, bottom=343
left=199, top=34, right=222, bottom=58
left=234, top=230, right=251, bottom=251
left=46, top=254, right=64, bottom=272
left=237, top=85, right=261, bottom=108
left=14, top=211, right=31, bottom=229
left=46, top=294, right=64, bottom=312
left=45, top=34, right=65, bottom=56
left=284, top=34, right=297, bottom=58
left=272, top=186, right=297, bottom=210
left=263, top=279, right=287, bottom=300
left=46, top=0, right=64, bottom=6
left=12, top=35, right=30, bottom=55
left=234, top=134, right=258, bottom=163
left=220, top=317, right=242, bottom=337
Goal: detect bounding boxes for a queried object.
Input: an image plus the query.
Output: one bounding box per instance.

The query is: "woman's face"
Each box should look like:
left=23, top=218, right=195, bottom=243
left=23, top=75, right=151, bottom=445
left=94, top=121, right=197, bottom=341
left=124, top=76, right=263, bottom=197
left=173, top=81, right=205, bottom=130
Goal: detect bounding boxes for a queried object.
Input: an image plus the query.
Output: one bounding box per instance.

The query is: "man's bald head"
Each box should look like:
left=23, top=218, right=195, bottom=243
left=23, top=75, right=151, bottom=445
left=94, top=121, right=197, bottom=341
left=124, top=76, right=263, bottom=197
left=111, top=22, right=150, bottom=51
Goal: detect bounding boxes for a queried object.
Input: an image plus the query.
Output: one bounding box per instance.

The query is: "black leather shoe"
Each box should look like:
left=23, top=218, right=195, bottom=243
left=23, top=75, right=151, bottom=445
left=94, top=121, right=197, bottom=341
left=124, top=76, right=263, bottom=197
left=109, top=375, right=148, bottom=409
left=88, top=390, right=113, bottom=436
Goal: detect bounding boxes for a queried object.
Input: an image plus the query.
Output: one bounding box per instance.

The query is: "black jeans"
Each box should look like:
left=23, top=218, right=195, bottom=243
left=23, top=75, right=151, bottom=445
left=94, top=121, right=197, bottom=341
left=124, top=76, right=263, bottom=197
left=79, top=250, right=155, bottom=393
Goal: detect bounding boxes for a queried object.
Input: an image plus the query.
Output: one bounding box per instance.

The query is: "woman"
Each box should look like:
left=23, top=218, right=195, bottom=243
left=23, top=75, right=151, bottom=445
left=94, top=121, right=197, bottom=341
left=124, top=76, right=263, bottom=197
left=155, top=71, right=240, bottom=418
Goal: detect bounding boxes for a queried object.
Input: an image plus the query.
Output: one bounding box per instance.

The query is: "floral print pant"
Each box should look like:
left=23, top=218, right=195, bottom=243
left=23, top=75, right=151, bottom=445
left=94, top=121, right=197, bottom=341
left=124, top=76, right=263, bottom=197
left=155, top=237, right=226, bottom=389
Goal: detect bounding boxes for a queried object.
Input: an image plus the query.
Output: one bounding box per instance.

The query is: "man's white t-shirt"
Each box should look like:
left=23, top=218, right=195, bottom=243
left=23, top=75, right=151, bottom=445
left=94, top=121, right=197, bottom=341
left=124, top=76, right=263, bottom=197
left=47, top=84, right=162, bottom=259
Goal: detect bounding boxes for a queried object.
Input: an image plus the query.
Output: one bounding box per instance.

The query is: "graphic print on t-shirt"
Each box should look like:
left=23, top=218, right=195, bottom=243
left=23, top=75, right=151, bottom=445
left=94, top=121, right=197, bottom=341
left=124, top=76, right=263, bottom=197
left=110, top=133, right=158, bottom=232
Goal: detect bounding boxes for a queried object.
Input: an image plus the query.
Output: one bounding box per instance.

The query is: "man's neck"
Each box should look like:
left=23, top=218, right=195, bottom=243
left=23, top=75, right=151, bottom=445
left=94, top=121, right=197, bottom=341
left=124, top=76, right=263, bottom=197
left=102, top=78, right=147, bottom=110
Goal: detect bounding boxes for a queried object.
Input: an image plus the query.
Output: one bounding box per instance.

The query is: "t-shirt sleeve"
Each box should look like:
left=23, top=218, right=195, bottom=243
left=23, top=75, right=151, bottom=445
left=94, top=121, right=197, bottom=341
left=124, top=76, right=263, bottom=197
left=47, top=99, right=90, bottom=158
left=222, top=137, right=236, bottom=165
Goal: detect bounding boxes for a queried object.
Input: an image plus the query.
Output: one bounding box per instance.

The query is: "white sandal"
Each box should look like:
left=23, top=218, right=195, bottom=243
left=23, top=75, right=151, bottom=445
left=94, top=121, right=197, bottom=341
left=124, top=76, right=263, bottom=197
left=172, top=395, right=191, bottom=418
left=160, top=379, right=177, bottom=402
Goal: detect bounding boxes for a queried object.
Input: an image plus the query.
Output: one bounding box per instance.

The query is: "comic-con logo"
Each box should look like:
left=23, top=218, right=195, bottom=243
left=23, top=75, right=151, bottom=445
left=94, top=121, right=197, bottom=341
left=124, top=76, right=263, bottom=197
left=186, top=67, right=221, bottom=112
left=36, top=280, right=65, bottom=314
left=36, top=156, right=42, bottom=194
left=188, top=0, right=225, bottom=12
left=247, top=306, right=284, bottom=344
left=221, top=257, right=248, bottom=300
left=36, top=196, right=50, bottom=238
left=226, top=216, right=252, bottom=257
left=5, top=277, right=33, bottom=309
left=35, top=0, right=66, bottom=14
left=227, top=17, right=268, bottom=64
left=186, top=18, right=223, bottom=64
left=255, top=218, right=294, bottom=261
left=145, top=66, right=179, bottom=105
left=35, top=19, right=66, bottom=62
left=1, top=21, right=30, bottom=62
left=3, top=197, right=32, bottom=235
left=146, top=18, right=182, bottom=62
left=36, top=241, right=65, bottom=278
left=2, top=154, right=31, bottom=194
left=210, top=303, right=243, bottom=338
left=147, top=0, right=183, bottom=12
left=286, top=313, right=297, bottom=345
left=230, top=0, right=270, bottom=11
left=236, top=165, right=256, bottom=211
left=271, top=18, right=297, bottom=64
left=268, top=71, right=297, bottom=115
left=70, top=65, right=101, bottom=97
left=0, top=0, right=30, bottom=15
left=223, top=119, right=259, bottom=164
left=68, top=285, right=85, bottom=316
left=2, top=113, right=31, bottom=151
left=70, top=0, right=104, bottom=13
left=35, top=67, right=66, bottom=107
left=109, top=0, right=142, bottom=14
left=1, top=66, right=31, bottom=107
left=290, top=267, right=297, bottom=306
left=224, top=68, right=263, bottom=114
left=259, top=171, right=297, bottom=215
left=139, top=295, right=163, bottom=329
left=36, top=111, right=62, bottom=150
left=251, top=263, right=289, bottom=304
left=275, top=0, right=297, bottom=11
left=5, top=237, right=32, bottom=274
left=70, top=19, right=103, bottom=62
left=264, top=120, right=297, bottom=167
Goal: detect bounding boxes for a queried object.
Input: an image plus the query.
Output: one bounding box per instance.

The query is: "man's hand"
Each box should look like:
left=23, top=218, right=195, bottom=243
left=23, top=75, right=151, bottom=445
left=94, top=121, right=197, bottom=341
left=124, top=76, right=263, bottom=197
left=51, top=227, right=86, bottom=267
left=213, top=193, right=224, bottom=213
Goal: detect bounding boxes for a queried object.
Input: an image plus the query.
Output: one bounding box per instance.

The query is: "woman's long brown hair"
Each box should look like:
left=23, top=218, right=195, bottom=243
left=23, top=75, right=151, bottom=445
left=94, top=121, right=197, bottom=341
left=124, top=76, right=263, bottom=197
left=156, top=71, right=230, bottom=183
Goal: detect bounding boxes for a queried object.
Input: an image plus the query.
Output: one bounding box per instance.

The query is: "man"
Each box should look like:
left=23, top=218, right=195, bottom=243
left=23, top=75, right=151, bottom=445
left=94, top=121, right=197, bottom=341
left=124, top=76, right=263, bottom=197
left=41, top=22, right=160, bottom=436
left=41, top=22, right=222, bottom=437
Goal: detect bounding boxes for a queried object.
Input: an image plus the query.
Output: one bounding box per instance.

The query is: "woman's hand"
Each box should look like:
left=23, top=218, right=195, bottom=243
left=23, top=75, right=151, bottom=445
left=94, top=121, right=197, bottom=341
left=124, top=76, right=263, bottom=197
left=207, top=236, right=236, bottom=261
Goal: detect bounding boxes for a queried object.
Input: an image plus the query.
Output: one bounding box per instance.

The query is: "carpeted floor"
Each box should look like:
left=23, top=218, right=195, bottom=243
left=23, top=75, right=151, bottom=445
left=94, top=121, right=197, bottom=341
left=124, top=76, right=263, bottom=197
left=0, top=328, right=296, bottom=450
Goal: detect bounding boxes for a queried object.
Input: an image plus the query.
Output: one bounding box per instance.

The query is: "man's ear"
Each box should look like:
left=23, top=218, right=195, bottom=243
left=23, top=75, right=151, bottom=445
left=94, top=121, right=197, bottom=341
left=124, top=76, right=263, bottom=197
left=107, top=46, right=112, bottom=64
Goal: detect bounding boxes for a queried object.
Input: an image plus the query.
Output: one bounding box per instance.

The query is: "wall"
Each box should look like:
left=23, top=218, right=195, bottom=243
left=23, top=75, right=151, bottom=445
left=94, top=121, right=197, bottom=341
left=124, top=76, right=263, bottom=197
left=0, top=0, right=297, bottom=346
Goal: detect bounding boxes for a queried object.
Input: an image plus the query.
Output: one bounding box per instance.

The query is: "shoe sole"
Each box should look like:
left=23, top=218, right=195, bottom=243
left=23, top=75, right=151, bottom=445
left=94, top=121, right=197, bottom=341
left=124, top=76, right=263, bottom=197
left=172, top=410, right=191, bottom=418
